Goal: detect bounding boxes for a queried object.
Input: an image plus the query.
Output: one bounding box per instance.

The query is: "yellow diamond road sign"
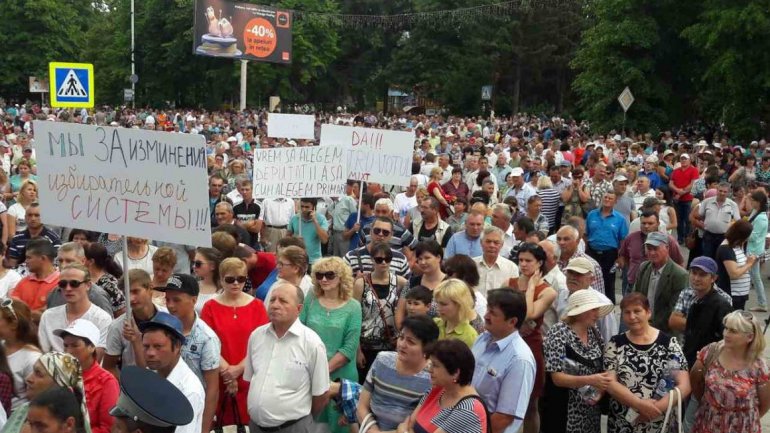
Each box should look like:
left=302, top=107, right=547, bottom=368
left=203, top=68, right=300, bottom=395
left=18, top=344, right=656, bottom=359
left=49, top=62, right=94, bottom=108
left=618, top=87, right=634, bottom=113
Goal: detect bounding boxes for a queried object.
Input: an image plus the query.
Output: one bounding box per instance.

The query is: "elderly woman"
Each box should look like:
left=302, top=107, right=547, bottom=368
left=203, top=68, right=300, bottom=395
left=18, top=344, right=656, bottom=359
left=442, top=168, right=470, bottom=207
left=542, top=289, right=614, bottom=433
left=264, top=245, right=312, bottom=302
left=716, top=220, right=756, bottom=310
left=1, top=352, right=89, bottom=433
left=398, top=339, right=488, bottom=433
left=433, top=279, right=478, bottom=348
left=446, top=196, right=469, bottom=234
left=353, top=242, right=407, bottom=379
left=357, top=315, right=438, bottom=432
left=56, top=320, right=118, bottom=433
left=225, top=159, right=247, bottom=190
left=690, top=311, right=770, bottom=433
left=300, top=257, right=362, bottom=433
left=605, top=293, right=691, bottom=433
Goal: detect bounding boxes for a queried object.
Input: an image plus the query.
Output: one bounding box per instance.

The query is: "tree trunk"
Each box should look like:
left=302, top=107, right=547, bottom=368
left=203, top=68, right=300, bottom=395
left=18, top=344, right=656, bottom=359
left=512, top=57, right=521, bottom=114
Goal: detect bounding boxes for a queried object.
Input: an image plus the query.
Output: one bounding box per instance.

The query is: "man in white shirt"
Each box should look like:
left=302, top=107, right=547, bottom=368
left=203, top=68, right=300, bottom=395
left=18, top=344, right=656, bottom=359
left=244, top=283, right=330, bottom=433
left=474, top=226, right=520, bottom=296
left=632, top=176, right=657, bottom=211
left=505, top=167, right=536, bottom=210
left=38, top=263, right=112, bottom=355
left=139, top=312, right=205, bottom=433
left=490, top=204, right=516, bottom=259
left=393, top=177, right=419, bottom=224
left=539, top=239, right=568, bottom=333
left=556, top=257, right=618, bottom=343
left=259, top=196, right=296, bottom=252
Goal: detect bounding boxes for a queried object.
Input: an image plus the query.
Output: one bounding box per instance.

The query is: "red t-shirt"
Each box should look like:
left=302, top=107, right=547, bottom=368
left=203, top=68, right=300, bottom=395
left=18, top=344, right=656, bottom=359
left=414, top=387, right=488, bottom=433
left=670, top=165, right=699, bottom=202
left=248, top=252, right=276, bottom=288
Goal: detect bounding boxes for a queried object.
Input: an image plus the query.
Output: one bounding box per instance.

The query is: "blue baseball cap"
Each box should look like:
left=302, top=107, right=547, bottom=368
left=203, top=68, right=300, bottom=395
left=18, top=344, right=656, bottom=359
left=690, top=256, right=718, bottom=275
left=138, top=312, right=185, bottom=344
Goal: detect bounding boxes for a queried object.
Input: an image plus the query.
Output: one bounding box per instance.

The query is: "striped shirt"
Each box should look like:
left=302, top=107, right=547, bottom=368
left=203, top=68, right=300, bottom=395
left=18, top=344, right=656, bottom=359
left=344, top=247, right=410, bottom=278
left=537, top=188, right=561, bottom=229
left=716, top=245, right=751, bottom=297
left=364, top=352, right=432, bottom=430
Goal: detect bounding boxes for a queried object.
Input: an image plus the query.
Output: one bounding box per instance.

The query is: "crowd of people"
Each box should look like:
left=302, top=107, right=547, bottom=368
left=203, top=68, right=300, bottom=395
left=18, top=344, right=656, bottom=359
left=0, top=101, right=768, bottom=433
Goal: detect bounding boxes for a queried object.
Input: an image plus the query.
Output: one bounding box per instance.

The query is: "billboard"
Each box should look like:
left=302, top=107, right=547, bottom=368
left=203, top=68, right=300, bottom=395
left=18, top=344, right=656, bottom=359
left=193, top=0, right=292, bottom=64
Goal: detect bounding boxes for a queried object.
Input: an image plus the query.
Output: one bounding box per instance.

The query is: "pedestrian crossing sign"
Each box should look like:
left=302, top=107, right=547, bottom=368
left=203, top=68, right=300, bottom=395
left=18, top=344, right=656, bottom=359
left=49, top=62, right=94, bottom=108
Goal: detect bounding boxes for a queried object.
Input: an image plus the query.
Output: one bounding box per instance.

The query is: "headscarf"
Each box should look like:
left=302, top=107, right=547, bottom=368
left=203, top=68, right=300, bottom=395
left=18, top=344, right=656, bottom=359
left=38, top=352, right=92, bottom=433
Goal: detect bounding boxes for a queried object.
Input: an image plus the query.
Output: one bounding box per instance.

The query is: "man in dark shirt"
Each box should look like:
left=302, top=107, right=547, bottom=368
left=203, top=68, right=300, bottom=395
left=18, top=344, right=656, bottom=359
left=232, top=178, right=262, bottom=248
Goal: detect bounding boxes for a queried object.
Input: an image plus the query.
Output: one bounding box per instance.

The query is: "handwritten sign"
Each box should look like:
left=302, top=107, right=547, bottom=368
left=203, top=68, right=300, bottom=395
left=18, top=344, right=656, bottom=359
left=267, top=113, right=315, bottom=139
left=252, top=145, right=348, bottom=198
left=33, top=121, right=212, bottom=247
left=320, top=124, right=413, bottom=186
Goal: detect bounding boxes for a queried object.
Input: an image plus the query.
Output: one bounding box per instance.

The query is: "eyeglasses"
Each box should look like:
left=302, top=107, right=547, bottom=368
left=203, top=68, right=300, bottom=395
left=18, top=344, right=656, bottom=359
left=0, top=298, right=16, bottom=322
left=372, top=228, right=392, bottom=237
left=224, top=276, right=248, bottom=284
left=58, top=280, right=88, bottom=289
left=192, top=261, right=206, bottom=268
left=314, top=271, right=337, bottom=281
left=373, top=256, right=391, bottom=264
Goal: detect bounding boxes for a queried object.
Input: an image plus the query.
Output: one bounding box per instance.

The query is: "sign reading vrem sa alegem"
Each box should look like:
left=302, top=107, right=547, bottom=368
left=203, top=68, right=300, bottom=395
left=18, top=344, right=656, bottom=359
left=33, top=121, right=212, bottom=247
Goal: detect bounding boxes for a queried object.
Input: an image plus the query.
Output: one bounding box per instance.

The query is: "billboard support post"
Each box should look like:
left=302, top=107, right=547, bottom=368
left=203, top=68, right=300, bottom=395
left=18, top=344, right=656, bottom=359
left=240, top=60, right=248, bottom=111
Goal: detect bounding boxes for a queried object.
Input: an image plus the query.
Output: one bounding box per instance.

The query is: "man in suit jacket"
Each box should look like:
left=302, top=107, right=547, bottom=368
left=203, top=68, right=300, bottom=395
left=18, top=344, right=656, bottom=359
left=632, top=232, right=688, bottom=334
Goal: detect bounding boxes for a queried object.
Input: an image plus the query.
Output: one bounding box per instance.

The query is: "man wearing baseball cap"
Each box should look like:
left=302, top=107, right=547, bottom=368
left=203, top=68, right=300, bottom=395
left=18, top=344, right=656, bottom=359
left=139, top=312, right=204, bottom=433
left=557, top=257, right=618, bottom=343
left=504, top=167, right=536, bottom=210
left=632, top=232, right=688, bottom=334
left=669, top=256, right=732, bottom=367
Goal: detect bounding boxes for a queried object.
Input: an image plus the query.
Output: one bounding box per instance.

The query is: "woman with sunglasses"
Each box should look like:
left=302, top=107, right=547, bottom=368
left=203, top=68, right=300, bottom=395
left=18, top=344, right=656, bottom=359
left=201, top=258, right=268, bottom=429
left=263, top=245, right=313, bottom=302
left=2, top=352, right=89, bottom=433
left=300, top=257, right=361, bottom=433
left=690, top=311, right=769, bottom=433
left=0, top=299, right=40, bottom=411
left=192, top=247, right=223, bottom=314
left=353, top=242, right=407, bottom=380
left=395, top=241, right=446, bottom=329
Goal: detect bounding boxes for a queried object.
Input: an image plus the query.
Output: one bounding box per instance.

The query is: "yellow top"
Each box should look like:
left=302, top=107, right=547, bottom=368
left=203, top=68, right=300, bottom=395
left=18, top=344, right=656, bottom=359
left=434, top=317, right=478, bottom=348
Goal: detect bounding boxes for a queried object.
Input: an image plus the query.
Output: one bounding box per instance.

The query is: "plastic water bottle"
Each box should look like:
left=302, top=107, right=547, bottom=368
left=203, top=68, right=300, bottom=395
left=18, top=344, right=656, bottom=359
left=653, top=358, right=679, bottom=399
left=561, top=356, right=601, bottom=404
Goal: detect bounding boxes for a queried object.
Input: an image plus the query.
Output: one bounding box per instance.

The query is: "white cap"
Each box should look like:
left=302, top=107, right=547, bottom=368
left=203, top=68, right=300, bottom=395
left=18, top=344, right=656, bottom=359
left=510, top=167, right=524, bottom=177
left=53, top=319, right=101, bottom=346
left=680, top=153, right=691, bottom=160
left=226, top=136, right=237, bottom=142
left=287, top=140, right=297, bottom=146
left=697, top=140, right=708, bottom=147
left=613, top=174, right=628, bottom=183
left=613, top=134, right=622, bottom=141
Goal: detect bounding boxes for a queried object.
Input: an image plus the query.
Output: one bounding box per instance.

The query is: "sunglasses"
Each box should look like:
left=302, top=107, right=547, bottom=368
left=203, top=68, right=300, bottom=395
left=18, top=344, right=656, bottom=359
left=192, top=261, right=206, bottom=268
left=224, top=276, right=248, bottom=284
left=373, top=256, right=391, bottom=264
left=0, top=298, right=16, bottom=322
left=314, top=271, right=337, bottom=281
left=58, top=280, right=88, bottom=289
left=372, top=228, right=392, bottom=237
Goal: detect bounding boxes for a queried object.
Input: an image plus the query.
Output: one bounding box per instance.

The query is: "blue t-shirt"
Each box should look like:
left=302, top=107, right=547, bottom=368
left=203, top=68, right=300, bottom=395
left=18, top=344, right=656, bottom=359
left=345, top=212, right=376, bottom=252
left=254, top=269, right=278, bottom=301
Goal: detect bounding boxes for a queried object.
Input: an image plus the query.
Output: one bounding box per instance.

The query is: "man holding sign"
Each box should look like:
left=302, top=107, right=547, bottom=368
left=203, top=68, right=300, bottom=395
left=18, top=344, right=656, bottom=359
left=287, top=198, right=329, bottom=265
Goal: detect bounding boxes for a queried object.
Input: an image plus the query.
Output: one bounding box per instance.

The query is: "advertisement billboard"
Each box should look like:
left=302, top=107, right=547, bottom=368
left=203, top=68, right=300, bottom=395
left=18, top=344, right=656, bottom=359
left=193, top=0, right=292, bottom=64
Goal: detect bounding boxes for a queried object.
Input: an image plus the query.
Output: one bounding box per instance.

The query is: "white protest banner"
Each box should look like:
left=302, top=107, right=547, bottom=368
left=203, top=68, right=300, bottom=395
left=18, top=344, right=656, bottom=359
left=33, top=121, right=212, bottom=247
left=267, top=113, right=315, bottom=139
left=252, top=145, right=348, bottom=198
left=320, top=124, right=414, bottom=186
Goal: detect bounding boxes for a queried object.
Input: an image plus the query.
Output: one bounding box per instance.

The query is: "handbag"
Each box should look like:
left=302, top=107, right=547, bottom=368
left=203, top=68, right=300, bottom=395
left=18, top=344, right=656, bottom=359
left=660, top=387, right=682, bottom=433
left=212, top=394, right=249, bottom=433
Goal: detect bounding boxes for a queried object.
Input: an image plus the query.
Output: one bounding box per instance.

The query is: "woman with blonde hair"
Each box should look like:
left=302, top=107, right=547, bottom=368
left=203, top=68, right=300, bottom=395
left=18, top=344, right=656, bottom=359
left=225, top=159, right=247, bottom=190
left=536, top=175, right=560, bottom=233
left=264, top=245, right=312, bottom=302
left=300, top=257, right=361, bottom=433
left=690, top=311, right=770, bottom=433
left=432, top=278, right=478, bottom=347
left=7, top=179, right=36, bottom=236
left=427, top=166, right=451, bottom=219
left=9, top=160, right=36, bottom=199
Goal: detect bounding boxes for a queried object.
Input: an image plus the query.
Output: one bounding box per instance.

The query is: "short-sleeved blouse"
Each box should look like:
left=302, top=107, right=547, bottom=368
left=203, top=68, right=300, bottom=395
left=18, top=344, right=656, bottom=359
left=603, top=331, right=687, bottom=433
left=413, top=387, right=487, bottom=433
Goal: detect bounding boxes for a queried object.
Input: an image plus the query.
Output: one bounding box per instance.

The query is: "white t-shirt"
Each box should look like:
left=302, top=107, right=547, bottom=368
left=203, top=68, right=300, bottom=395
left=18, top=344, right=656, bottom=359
left=8, top=348, right=40, bottom=410
left=38, top=303, right=113, bottom=352
left=114, top=245, right=158, bottom=276
left=0, top=269, right=22, bottom=298
left=393, top=193, right=418, bottom=224
left=263, top=275, right=313, bottom=307
left=7, top=203, right=25, bottom=232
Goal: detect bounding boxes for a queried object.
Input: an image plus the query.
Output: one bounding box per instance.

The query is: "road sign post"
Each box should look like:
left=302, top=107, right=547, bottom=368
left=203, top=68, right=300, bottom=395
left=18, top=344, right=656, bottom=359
left=49, top=62, right=94, bottom=108
left=617, top=86, right=634, bottom=136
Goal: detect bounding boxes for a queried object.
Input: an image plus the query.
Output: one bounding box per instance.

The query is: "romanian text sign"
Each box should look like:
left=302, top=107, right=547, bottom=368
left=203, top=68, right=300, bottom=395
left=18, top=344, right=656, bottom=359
left=33, top=121, right=212, bottom=247
left=252, top=146, right=348, bottom=198
left=320, top=124, right=413, bottom=186
left=267, top=113, right=315, bottom=139
left=193, top=0, right=292, bottom=64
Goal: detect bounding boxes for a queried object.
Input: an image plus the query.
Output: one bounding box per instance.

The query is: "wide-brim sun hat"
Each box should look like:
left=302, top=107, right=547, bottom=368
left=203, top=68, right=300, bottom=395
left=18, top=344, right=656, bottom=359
left=563, top=289, right=614, bottom=319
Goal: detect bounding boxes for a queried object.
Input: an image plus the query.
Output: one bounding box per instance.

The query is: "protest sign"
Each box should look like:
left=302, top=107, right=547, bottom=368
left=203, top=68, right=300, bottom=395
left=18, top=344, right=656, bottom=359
left=267, top=113, right=315, bottom=139
left=320, top=124, right=414, bottom=186
left=252, top=145, right=348, bottom=198
left=33, top=121, right=212, bottom=247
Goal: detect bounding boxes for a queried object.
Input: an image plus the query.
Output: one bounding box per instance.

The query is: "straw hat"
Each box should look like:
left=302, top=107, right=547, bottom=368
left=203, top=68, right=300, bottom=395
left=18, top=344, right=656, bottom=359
left=563, top=289, right=614, bottom=319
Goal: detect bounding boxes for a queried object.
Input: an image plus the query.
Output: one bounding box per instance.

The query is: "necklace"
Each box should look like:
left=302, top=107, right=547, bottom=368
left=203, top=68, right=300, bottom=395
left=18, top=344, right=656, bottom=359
left=233, top=305, right=238, bottom=319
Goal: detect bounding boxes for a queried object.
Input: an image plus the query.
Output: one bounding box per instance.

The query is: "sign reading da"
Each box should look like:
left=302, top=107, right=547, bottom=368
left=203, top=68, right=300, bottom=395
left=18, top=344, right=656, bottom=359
left=33, top=121, right=212, bottom=247
left=49, top=62, right=94, bottom=108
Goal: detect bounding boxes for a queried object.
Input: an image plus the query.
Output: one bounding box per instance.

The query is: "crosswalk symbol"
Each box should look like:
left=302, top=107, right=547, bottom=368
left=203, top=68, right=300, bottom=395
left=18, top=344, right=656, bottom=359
left=49, top=62, right=94, bottom=108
